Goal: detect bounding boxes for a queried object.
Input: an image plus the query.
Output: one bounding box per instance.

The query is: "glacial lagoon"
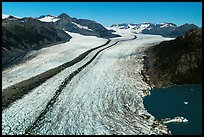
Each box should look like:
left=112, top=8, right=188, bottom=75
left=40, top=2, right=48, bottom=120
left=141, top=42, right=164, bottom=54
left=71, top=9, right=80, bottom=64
left=144, top=84, right=202, bottom=135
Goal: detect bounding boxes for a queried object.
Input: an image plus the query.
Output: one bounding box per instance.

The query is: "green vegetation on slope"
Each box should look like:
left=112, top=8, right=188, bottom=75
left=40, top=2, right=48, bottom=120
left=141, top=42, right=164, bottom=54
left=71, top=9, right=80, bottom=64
left=145, top=28, right=202, bottom=87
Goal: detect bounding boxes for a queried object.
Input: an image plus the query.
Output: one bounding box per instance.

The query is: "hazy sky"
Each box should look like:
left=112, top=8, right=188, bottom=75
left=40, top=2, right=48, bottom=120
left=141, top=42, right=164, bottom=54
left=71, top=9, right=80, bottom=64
left=2, top=2, right=202, bottom=27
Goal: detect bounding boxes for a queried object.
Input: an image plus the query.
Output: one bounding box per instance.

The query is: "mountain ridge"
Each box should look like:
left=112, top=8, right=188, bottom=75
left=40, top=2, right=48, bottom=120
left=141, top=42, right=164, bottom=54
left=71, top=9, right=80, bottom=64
left=52, top=13, right=120, bottom=38
left=144, top=28, right=202, bottom=88
left=109, top=22, right=199, bottom=37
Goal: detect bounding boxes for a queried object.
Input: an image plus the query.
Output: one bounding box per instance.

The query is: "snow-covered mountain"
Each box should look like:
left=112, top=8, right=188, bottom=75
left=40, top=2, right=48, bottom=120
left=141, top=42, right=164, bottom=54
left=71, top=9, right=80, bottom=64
left=2, top=14, right=21, bottom=19
left=159, top=22, right=177, bottom=28
left=2, top=14, right=9, bottom=19
left=50, top=13, right=120, bottom=38
left=108, top=22, right=198, bottom=37
left=2, top=13, right=120, bottom=39
left=37, top=14, right=60, bottom=22
left=109, top=22, right=152, bottom=33
left=109, top=22, right=176, bottom=30
left=36, top=13, right=120, bottom=38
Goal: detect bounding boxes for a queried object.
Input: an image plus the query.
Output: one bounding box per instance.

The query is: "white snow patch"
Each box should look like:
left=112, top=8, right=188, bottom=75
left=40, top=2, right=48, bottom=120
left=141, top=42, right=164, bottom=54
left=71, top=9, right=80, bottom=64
left=160, top=23, right=176, bottom=28
left=107, top=23, right=151, bottom=34
left=38, top=16, right=60, bottom=22
left=160, top=23, right=168, bottom=28
left=2, top=14, right=9, bottom=19
left=147, top=27, right=152, bottom=30
left=2, top=14, right=21, bottom=19
left=134, top=24, right=150, bottom=33
left=128, top=24, right=137, bottom=29
left=71, top=22, right=93, bottom=31
left=9, top=18, right=17, bottom=21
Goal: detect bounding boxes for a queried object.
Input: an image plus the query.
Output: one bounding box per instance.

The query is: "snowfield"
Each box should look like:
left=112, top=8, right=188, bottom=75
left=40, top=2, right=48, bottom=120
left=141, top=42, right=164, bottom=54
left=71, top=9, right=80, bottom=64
left=71, top=22, right=93, bottom=31
left=2, top=28, right=173, bottom=135
left=2, top=14, right=9, bottom=19
left=38, top=15, right=60, bottom=22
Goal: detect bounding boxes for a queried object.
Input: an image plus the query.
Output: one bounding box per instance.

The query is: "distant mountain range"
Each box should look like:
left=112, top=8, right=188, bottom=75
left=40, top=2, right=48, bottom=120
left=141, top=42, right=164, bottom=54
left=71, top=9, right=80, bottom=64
left=109, top=22, right=199, bottom=37
left=2, top=13, right=120, bottom=39
left=3, top=13, right=199, bottom=39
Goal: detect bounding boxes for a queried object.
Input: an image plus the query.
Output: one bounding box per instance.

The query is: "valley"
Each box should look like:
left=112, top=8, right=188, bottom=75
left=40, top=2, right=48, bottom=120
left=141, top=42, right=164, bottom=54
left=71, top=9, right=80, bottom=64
left=2, top=29, right=173, bottom=135
left=2, top=3, right=202, bottom=134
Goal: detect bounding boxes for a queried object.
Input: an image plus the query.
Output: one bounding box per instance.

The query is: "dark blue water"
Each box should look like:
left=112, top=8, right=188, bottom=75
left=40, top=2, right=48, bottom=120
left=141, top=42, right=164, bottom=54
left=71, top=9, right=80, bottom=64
left=144, top=84, right=202, bottom=135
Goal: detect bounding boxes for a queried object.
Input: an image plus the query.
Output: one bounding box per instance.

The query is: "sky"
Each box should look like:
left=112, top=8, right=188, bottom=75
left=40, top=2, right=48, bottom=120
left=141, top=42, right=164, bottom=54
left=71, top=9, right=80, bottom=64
left=2, top=2, right=202, bottom=27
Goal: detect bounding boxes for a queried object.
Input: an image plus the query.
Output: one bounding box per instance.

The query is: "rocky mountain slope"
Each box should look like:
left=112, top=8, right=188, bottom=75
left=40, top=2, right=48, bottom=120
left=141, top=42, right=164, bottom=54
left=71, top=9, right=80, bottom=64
left=109, top=22, right=199, bottom=37
left=2, top=16, right=72, bottom=69
left=144, top=28, right=202, bottom=87
left=168, top=23, right=199, bottom=38
left=38, top=13, right=120, bottom=38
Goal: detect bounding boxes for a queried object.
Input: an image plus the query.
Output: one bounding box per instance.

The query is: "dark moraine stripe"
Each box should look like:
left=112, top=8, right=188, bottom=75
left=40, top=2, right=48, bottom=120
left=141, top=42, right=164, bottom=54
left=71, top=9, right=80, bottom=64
left=2, top=39, right=110, bottom=111
left=2, top=36, right=136, bottom=111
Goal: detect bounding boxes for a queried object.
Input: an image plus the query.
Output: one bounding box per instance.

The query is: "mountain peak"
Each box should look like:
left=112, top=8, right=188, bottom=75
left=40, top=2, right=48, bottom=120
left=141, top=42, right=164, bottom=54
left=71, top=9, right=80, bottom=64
left=176, top=23, right=199, bottom=29
left=2, top=14, right=21, bottom=19
left=58, top=13, right=70, bottom=18
left=47, top=14, right=55, bottom=17
left=37, top=14, right=59, bottom=22
left=38, top=14, right=55, bottom=19
left=159, top=22, right=177, bottom=28
left=142, top=22, right=150, bottom=24
left=180, top=23, right=197, bottom=27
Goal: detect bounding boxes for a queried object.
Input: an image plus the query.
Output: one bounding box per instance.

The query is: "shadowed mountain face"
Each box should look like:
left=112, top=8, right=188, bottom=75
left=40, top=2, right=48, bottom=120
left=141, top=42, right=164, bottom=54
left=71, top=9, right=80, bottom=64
left=141, top=23, right=177, bottom=37
left=2, top=16, right=72, bottom=69
left=52, top=13, right=120, bottom=38
left=142, top=23, right=199, bottom=37
left=168, top=24, right=199, bottom=38
left=145, top=28, right=202, bottom=87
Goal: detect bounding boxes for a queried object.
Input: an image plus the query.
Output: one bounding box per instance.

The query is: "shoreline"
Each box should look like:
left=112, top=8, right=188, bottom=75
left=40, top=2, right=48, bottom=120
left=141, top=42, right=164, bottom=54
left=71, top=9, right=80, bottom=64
left=141, top=48, right=202, bottom=135
left=136, top=53, right=172, bottom=135
left=142, top=83, right=202, bottom=135
left=140, top=53, right=171, bottom=134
